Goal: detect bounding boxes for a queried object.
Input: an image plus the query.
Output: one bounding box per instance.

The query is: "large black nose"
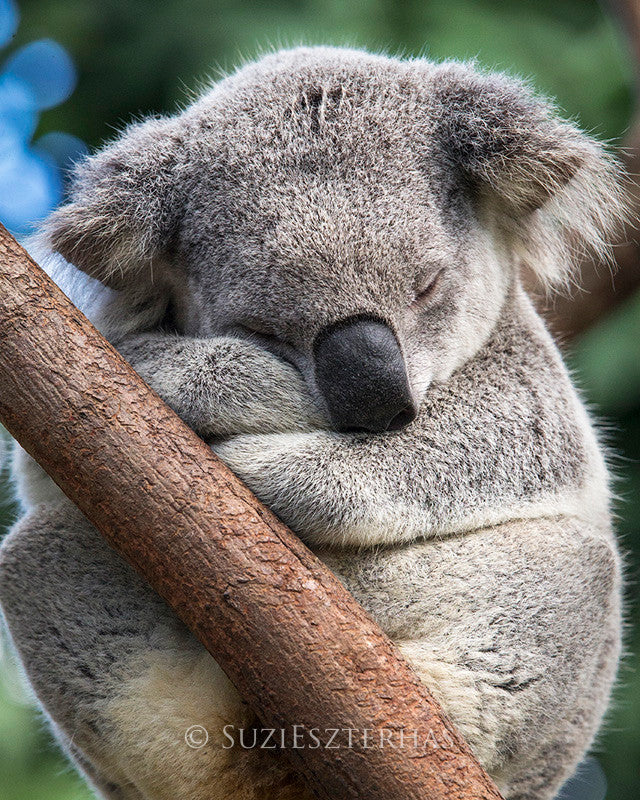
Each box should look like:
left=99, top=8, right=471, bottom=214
left=314, top=317, right=417, bottom=433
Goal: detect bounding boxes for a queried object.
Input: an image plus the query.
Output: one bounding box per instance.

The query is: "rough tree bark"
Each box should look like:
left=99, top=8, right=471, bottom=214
left=0, top=223, right=505, bottom=799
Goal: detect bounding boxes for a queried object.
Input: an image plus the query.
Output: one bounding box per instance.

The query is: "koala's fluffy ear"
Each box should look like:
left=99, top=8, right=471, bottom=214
left=43, top=116, right=184, bottom=290
left=431, top=63, right=626, bottom=286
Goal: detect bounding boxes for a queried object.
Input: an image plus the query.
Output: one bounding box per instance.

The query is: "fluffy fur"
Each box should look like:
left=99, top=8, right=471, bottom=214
left=0, top=46, right=625, bottom=800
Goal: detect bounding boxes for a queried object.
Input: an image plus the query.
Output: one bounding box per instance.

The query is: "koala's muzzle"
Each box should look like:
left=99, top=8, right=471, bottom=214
left=314, top=318, right=417, bottom=433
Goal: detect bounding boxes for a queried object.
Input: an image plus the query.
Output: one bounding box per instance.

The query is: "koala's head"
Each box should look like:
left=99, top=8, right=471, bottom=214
left=45, top=47, right=623, bottom=433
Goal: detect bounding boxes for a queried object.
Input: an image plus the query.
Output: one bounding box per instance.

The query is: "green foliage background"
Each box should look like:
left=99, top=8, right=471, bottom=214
left=1, top=0, right=639, bottom=798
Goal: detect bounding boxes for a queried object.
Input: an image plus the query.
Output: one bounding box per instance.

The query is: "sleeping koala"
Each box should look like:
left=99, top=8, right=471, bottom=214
left=0, top=47, right=625, bottom=800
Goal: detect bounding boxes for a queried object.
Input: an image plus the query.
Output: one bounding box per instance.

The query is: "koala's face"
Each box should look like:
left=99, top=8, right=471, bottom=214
left=173, top=56, right=512, bottom=431
left=47, top=48, right=621, bottom=433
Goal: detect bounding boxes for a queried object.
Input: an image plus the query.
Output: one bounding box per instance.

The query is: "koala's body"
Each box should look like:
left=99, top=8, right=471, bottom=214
left=0, top=47, right=624, bottom=800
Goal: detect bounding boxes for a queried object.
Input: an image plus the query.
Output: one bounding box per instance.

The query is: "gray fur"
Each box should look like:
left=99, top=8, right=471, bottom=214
left=0, top=46, right=624, bottom=800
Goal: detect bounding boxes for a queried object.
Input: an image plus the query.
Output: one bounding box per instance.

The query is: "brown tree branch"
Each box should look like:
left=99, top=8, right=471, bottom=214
left=0, top=224, right=503, bottom=798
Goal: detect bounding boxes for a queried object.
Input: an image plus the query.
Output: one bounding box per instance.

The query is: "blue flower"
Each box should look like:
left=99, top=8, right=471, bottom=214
left=0, top=0, right=87, bottom=237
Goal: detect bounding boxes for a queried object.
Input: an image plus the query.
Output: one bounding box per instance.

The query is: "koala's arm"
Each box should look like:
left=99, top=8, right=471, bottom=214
left=12, top=330, right=329, bottom=511
left=212, top=387, right=588, bottom=550
left=114, top=332, right=327, bottom=439
left=12, top=330, right=327, bottom=510
left=212, top=427, right=480, bottom=548
left=212, top=311, right=597, bottom=549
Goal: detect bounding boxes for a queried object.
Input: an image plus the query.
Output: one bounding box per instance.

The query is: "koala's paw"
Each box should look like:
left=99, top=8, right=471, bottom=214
left=117, top=334, right=327, bottom=439
left=201, top=340, right=328, bottom=439
left=212, top=431, right=382, bottom=546
left=213, top=429, right=433, bottom=548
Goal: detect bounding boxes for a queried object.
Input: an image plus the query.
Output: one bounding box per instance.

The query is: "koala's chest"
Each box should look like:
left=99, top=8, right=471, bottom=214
left=312, top=518, right=602, bottom=646
left=313, top=537, right=486, bottom=641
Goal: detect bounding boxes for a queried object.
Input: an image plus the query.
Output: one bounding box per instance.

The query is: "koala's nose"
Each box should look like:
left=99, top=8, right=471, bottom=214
left=314, top=317, right=418, bottom=434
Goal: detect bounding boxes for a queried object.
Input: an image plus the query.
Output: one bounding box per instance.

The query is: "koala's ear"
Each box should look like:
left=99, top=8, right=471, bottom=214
left=43, top=116, right=185, bottom=290
left=431, top=63, right=626, bottom=285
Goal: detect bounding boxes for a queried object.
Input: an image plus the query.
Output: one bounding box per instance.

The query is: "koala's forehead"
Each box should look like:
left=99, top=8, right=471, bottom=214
left=183, top=48, right=439, bottom=177
left=175, top=49, right=465, bottom=263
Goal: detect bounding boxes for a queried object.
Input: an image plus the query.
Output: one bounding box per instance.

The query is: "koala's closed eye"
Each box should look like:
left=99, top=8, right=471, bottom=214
left=411, top=268, right=444, bottom=310
left=234, top=322, right=299, bottom=366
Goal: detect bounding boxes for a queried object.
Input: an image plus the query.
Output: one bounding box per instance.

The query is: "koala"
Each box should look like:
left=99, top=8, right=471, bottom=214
left=0, top=47, right=625, bottom=800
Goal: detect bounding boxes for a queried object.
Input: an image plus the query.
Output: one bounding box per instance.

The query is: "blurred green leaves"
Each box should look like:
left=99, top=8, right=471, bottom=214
left=571, top=291, right=640, bottom=414
left=0, top=656, right=93, bottom=800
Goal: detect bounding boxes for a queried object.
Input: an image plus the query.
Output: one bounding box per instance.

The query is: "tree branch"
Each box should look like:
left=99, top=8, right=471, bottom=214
left=0, top=224, right=503, bottom=798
